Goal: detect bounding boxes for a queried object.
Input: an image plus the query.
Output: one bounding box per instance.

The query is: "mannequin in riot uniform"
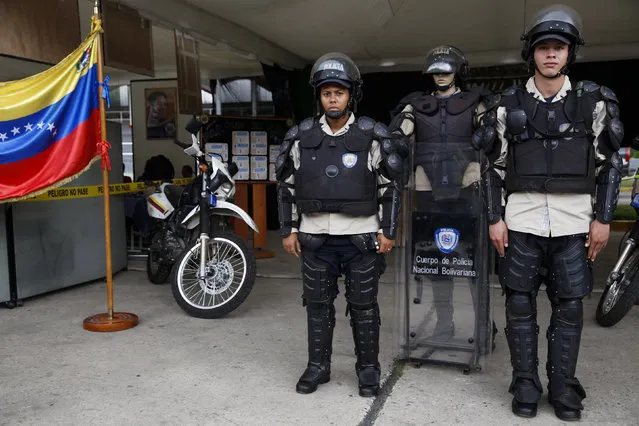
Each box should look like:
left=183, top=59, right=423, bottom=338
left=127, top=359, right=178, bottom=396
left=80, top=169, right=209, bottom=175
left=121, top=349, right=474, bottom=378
left=482, top=4, right=623, bottom=421
left=390, top=46, right=498, bottom=346
left=276, top=52, right=405, bottom=397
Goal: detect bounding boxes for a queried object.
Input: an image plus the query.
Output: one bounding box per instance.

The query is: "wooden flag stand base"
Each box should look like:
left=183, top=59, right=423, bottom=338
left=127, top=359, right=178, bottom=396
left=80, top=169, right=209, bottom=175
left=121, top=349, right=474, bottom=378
left=83, top=312, right=139, bottom=332
left=84, top=5, right=139, bottom=332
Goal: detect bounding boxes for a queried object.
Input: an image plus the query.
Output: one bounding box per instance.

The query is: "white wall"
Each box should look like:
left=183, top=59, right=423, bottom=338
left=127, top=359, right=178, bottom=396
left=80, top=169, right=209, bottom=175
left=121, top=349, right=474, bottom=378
left=129, top=78, right=195, bottom=179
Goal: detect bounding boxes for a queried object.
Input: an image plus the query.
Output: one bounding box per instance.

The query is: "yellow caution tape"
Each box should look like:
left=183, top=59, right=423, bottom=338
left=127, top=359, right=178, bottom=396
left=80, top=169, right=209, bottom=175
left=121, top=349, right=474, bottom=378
left=22, top=178, right=194, bottom=202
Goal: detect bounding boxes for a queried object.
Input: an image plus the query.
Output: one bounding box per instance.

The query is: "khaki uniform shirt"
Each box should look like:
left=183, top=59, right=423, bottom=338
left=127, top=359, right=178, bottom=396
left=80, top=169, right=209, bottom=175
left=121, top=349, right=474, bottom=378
left=493, top=76, right=607, bottom=237
left=283, top=114, right=390, bottom=235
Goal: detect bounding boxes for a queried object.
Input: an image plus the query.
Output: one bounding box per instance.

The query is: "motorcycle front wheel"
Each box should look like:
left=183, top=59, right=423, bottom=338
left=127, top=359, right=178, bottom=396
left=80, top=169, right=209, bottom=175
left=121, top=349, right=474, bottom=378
left=170, top=232, right=256, bottom=318
left=595, top=249, right=639, bottom=327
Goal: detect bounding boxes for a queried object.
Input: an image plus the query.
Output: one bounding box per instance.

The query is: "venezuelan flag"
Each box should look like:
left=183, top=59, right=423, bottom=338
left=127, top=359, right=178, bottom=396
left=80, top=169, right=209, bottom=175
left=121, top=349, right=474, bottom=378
left=0, top=19, right=104, bottom=202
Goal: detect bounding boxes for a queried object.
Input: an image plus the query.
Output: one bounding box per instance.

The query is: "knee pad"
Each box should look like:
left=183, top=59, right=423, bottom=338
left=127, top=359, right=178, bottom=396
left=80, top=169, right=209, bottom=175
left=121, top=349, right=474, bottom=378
left=344, top=253, right=381, bottom=307
left=555, top=298, right=583, bottom=324
left=549, top=238, right=589, bottom=299
left=506, top=291, right=535, bottom=320
left=348, top=302, right=380, bottom=327
left=301, top=253, right=334, bottom=304
left=500, top=233, right=542, bottom=293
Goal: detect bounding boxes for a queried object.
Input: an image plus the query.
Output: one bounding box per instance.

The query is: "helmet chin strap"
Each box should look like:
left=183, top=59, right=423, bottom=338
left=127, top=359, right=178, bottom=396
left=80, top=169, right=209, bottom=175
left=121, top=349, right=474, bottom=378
left=435, top=80, right=455, bottom=91
left=326, top=109, right=348, bottom=119
left=324, top=97, right=353, bottom=119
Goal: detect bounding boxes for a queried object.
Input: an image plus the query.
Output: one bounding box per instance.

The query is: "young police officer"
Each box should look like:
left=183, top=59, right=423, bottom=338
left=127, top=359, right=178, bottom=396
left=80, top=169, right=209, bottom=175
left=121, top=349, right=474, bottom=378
left=390, top=46, right=498, bottom=347
left=275, top=52, right=405, bottom=397
left=482, top=4, right=623, bottom=421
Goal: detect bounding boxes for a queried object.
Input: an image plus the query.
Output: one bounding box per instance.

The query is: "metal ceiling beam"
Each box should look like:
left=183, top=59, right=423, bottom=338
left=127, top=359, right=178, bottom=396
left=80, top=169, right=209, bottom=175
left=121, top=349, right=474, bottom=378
left=118, top=0, right=307, bottom=69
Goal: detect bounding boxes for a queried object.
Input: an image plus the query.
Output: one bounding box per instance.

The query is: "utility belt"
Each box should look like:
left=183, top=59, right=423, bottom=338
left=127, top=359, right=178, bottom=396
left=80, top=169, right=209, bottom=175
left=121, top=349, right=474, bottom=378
left=506, top=176, right=595, bottom=194
left=295, top=199, right=378, bottom=217
left=298, top=232, right=380, bottom=253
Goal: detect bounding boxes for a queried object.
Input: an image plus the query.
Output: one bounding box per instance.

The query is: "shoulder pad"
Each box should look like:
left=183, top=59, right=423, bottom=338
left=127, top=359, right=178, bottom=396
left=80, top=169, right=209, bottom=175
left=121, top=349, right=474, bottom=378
left=283, top=125, right=299, bottom=141
left=447, top=91, right=480, bottom=115
left=391, top=91, right=426, bottom=116
left=469, top=85, right=493, bottom=99
left=398, top=91, right=425, bottom=106
left=581, top=80, right=600, bottom=93
left=601, top=85, right=619, bottom=104
left=357, top=116, right=375, bottom=132
left=373, top=122, right=390, bottom=140
left=482, top=93, right=501, bottom=111
left=279, top=138, right=294, bottom=156
left=274, top=141, right=295, bottom=180
left=382, top=136, right=409, bottom=158
left=381, top=138, right=395, bottom=155
left=502, top=85, right=519, bottom=97
left=299, top=117, right=315, bottom=131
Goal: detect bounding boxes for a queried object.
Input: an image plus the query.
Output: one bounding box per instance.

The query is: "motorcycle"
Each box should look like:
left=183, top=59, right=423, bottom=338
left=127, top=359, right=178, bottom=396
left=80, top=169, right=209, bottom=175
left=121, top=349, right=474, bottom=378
left=595, top=161, right=639, bottom=327
left=145, top=117, right=258, bottom=318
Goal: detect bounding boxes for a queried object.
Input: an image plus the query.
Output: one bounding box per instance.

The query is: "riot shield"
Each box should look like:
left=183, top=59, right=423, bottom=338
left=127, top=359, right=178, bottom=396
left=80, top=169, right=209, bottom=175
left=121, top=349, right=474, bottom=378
left=395, top=140, right=493, bottom=372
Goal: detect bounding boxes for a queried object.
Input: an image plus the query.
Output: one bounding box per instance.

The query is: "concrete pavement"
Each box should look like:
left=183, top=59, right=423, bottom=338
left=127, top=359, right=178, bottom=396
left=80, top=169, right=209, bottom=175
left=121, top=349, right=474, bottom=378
left=1, top=231, right=637, bottom=425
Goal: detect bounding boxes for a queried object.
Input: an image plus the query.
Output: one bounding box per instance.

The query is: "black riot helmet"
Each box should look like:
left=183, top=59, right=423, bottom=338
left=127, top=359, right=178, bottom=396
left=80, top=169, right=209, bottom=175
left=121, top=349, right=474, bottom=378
left=423, top=45, right=469, bottom=91
left=521, top=4, right=584, bottom=71
left=309, top=52, right=363, bottom=117
left=424, top=45, right=469, bottom=78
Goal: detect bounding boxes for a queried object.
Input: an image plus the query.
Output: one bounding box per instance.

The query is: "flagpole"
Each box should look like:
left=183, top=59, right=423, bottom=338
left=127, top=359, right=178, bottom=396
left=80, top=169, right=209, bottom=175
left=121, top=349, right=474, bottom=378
left=83, top=0, right=138, bottom=332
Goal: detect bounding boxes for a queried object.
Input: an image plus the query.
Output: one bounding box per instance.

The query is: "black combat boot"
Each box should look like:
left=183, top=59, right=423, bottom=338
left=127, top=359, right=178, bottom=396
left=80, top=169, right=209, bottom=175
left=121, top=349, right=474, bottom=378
left=350, top=305, right=381, bottom=397
left=296, top=303, right=335, bottom=394
left=546, top=299, right=587, bottom=421
left=505, top=293, right=543, bottom=418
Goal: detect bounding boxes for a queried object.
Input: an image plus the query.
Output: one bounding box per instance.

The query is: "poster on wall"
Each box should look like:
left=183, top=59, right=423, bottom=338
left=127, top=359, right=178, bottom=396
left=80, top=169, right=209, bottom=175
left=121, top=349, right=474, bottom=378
left=145, top=87, right=178, bottom=139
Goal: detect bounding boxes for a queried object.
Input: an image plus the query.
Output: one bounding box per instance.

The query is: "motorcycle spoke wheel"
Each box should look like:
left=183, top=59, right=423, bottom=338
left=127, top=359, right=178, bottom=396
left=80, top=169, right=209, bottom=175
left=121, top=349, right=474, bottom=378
left=177, top=237, right=247, bottom=310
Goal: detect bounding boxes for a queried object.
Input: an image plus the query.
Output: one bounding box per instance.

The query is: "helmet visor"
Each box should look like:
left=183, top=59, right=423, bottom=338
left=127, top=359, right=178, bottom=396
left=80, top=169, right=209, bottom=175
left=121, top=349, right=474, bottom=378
left=531, top=33, right=572, bottom=47
left=425, top=61, right=455, bottom=74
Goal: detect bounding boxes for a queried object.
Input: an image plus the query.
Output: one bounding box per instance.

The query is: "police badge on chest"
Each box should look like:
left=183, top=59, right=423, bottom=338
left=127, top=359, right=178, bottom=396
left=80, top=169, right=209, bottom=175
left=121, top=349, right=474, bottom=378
left=342, top=153, right=358, bottom=168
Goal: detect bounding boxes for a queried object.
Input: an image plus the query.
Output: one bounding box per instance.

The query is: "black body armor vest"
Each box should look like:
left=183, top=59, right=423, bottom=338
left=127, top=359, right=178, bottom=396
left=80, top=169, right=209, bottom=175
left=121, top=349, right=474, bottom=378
left=411, top=91, right=479, bottom=200
left=294, top=120, right=377, bottom=216
left=502, top=86, right=597, bottom=194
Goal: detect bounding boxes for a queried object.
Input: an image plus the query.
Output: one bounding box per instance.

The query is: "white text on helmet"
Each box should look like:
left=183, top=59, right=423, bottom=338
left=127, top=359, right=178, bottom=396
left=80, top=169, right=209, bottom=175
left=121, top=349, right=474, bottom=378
left=432, top=47, right=451, bottom=55
left=319, top=60, right=345, bottom=71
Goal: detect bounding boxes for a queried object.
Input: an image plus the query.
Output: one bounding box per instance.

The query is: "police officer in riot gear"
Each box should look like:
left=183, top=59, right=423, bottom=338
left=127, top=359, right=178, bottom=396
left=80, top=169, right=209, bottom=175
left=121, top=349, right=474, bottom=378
left=482, top=4, right=623, bottom=421
left=276, top=52, right=405, bottom=397
left=390, top=45, right=498, bottom=347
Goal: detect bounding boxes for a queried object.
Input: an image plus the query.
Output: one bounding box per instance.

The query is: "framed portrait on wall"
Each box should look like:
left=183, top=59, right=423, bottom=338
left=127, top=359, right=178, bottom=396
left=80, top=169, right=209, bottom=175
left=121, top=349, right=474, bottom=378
left=145, top=87, right=178, bottom=139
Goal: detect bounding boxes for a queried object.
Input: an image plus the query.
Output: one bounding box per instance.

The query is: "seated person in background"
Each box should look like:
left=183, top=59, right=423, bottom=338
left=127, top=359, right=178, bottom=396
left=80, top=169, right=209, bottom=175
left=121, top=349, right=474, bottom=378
left=136, top=155, right=175, bottom=183
left=182, top=165, right=194, bottom=178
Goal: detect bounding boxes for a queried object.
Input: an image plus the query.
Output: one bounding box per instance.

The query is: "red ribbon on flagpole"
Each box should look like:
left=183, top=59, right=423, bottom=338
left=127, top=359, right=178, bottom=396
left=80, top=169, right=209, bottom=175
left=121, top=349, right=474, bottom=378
left=97, top=139, right=111, bottom=171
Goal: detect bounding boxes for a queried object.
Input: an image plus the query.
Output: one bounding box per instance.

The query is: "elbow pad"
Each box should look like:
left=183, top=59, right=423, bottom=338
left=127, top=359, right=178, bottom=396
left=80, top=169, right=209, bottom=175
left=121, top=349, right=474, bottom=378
left=379, top=184, right=402, bottom=239
left=277, top=182, right=298, bottom=237
left=483, top=170, right=503, bottom=225
left=594, top=152, right=622, bottom=224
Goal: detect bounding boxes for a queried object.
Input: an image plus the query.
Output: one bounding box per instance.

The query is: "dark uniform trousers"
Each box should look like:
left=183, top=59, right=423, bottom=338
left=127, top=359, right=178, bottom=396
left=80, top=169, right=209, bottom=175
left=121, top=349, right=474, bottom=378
left=299, top=234, right=385, bottom=382
left=501, top=230, right=589, bottom=409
